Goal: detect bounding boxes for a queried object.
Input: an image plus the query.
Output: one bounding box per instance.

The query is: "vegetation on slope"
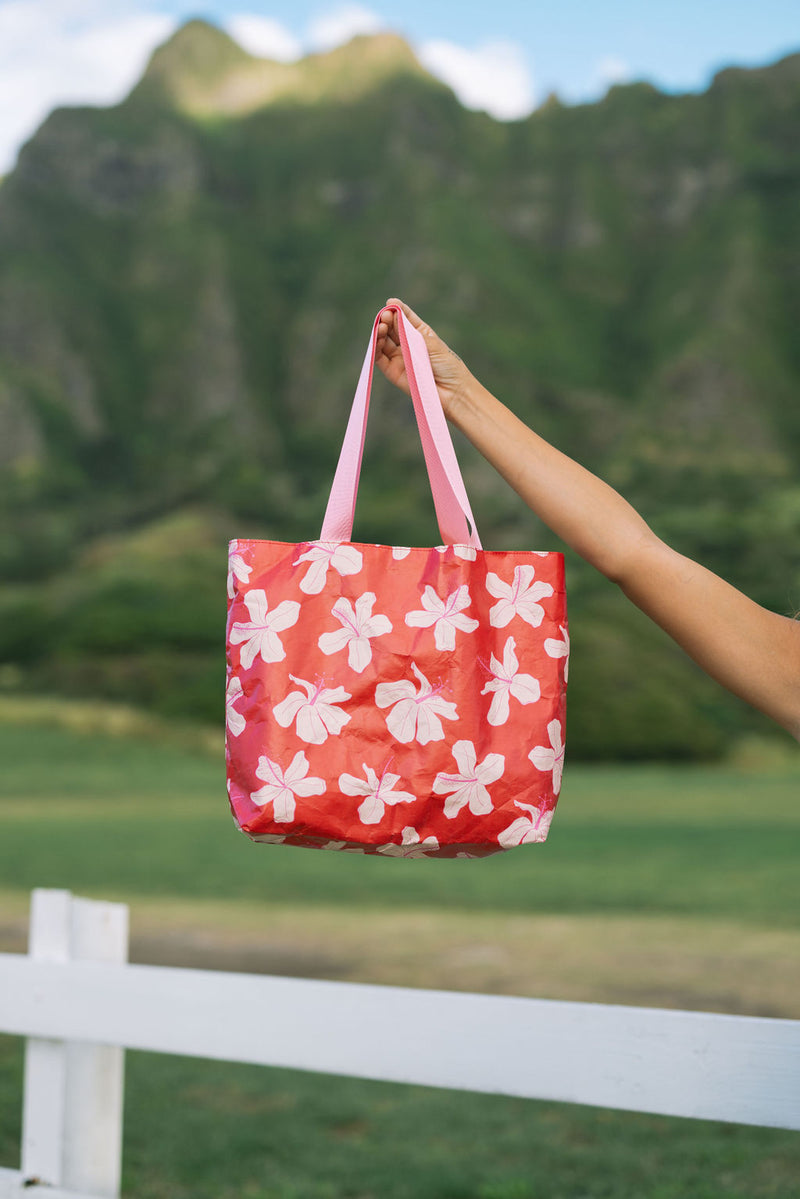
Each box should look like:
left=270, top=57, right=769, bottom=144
left=1, top=22, right=798, bottom=756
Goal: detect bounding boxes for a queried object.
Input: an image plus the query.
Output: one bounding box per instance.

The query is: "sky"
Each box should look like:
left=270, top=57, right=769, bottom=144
left=1, top=0, right=798, bottom=173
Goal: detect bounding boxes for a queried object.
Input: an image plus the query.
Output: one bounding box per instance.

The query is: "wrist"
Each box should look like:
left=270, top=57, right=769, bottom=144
left=445, top=370, right=491, bottom=426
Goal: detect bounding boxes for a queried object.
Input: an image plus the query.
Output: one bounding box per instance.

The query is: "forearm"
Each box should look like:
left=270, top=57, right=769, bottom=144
left=618, top=540, right=800, bottom=737
left=449, top=375, right=800, bottom=739
left=449, top=375, right=656, bottom=579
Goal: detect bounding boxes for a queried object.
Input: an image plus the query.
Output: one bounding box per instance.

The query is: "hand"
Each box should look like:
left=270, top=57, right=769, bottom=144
left=376, top=298, right=474, bottom=421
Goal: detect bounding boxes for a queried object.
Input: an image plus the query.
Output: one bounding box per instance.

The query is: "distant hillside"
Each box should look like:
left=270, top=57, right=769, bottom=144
left=1, top=20, right=799, bottom=757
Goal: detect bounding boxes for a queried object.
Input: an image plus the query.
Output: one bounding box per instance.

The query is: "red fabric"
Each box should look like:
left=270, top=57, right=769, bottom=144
left=226, top=538, right=568, bottom=857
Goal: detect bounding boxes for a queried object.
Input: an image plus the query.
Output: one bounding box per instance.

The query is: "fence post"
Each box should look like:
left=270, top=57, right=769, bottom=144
left=20, top=890, right=129, bottom=1198
left=21, top=890, right=70, bottom=1188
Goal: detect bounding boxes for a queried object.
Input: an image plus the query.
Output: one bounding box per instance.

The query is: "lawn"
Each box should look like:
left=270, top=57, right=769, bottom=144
left=0, top=719, right=798, bottom=1198
left=1, top=1039, right=799, bottom=1199
left=1, top=724, right=798, bottom=924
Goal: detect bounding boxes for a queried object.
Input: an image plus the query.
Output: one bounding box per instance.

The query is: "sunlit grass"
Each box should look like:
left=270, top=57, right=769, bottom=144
left=1, top=714, right=798, bottom=1197
left=0, top=722, right=798, bottom=925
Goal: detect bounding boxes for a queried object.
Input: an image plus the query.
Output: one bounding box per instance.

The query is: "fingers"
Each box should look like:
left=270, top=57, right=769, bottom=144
left=385, top=297, right=422, bottom=328
left=377, top=299, right=422, bottom=354
left=378, top=297, right=440, bottom=369
left=376, top=326, right=399, bottom=362
left=382, top=297, right=443, bottom=356
left=377, top=312, right=399, bottom=341
left=376, top=304, right=401, bottom=359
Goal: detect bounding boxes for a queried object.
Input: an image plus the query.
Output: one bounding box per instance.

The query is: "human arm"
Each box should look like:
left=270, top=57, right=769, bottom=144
left=376, top=299, right=800, bottom=740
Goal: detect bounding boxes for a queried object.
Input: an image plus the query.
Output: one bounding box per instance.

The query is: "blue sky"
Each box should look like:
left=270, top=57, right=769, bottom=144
left=178, top=0, right=800, bottom=96
left=1, top=0, right=798, bottom=171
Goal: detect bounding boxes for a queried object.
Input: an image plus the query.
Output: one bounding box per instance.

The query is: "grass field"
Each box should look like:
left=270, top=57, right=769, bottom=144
left=1, top=725, right=799, bottom=924
left=0, top=718, right=799, bottom=1197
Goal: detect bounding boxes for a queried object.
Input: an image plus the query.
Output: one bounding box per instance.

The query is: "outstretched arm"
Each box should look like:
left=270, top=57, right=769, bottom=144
left=376, top=299, right=800, bottom=740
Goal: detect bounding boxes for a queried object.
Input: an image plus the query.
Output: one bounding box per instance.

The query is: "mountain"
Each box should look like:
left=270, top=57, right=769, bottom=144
left=1, top=21, right=799, bottom=757
left=132, top=19, right=431, bottom=114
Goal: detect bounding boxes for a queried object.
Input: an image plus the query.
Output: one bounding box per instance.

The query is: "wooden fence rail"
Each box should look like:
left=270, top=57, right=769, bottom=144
left=1, top=890, right=798, bottom=1198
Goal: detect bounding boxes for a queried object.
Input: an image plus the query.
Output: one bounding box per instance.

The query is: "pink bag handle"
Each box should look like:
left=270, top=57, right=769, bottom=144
left=320, top=304, right=482, bottom=548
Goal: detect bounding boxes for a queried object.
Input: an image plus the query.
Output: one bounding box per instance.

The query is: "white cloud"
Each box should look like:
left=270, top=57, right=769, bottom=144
left=307, top=4, right=385, bottom=53
left=0, top=0, right=174, bottom=173
left=226, top=14, right=301, bottom=62
left=418, top=38, right=535, bottom=120
left=595, top=55, right=632, bottom=89
left=0, top=1, right=543, bottom=174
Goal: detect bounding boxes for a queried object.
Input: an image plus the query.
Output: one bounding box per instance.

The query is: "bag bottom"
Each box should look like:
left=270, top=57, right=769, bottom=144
left=241, top=828, right=538, bottom=859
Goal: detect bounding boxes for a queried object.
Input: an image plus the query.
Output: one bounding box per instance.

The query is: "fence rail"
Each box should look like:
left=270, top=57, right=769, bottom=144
left=1, top=890, right=798, bottom=1198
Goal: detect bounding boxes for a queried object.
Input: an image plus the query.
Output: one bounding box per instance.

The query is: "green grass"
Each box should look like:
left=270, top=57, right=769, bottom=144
left=0, top=1037, right=798, bottom=1199
left=0, top=725, right=797, bottom=924
left=1, top=721, right=799, bottom=1198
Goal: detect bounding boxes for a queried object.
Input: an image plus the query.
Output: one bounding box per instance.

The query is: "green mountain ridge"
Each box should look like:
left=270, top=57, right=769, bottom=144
left=131, top=19, right=433, bottom=115
left=1, top=22, right=799, bottom=757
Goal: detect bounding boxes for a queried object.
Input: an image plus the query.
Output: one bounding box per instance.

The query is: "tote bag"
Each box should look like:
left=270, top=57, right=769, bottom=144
left=226, top=304, right=568, bottom=858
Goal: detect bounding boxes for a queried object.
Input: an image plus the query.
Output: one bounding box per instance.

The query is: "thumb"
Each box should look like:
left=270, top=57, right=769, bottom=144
left=385, top=297, right=435, bottom=342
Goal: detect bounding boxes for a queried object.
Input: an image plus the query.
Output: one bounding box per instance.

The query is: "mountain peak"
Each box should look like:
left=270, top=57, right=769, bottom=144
left=141, top=18, right=254, bottom=87
left=132, top=19, right=430, bottom=116
left=310, top=31, right=420, bottom=72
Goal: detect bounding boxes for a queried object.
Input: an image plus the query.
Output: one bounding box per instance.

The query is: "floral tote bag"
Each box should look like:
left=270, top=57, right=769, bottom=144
left=225, top=304, right=568, bottom=858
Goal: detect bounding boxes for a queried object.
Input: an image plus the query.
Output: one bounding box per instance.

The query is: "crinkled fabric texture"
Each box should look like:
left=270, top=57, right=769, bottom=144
left=226, top=539, right=568, bottom=858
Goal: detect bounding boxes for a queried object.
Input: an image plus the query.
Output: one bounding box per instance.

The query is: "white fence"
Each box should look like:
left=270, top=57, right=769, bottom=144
left=1, top=890, right=798, bottom=1199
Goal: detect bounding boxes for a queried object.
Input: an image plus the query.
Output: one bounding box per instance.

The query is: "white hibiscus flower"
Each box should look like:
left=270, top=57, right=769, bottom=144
left=229, top=590, right=300, bottom=668
left=225, top=674, right=246, bottom=737
left=529, top=719, right=565, bottom=796
left=486, top=566, right=554, bottom=628
left=339, top=762, right=416, bottom=825
left=227, top=540, right=252, bottom=600
left=481, top=636, right=541, bottom=726
left=497, top=800, right=554, bottom=847
left=377, top=826, right=440, bottom=857
left=544, top=624, right=570, bottom=682
left=392, top=546, right=411, bottom=560
left=405, top=584, right=479, bottom=651
left=435, top=544, right=478, bottom=560
left=318, top=592, right=393, bottom=673
left=433, top=740, right=505, bottom=819
left=293, top=541, right=363, bottom=595
left=273, top=675, right=351, bottom=744
left=250, top=750, right=325, bottom=822
left=375, top=662, right=458, bottom=744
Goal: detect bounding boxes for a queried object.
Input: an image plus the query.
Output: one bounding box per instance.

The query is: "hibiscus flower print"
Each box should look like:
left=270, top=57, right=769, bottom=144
left=229, top=590, right=300, bottom=668
left=435, top=544, right=477, bottom=560
left=293, top=541, right=363, bottom=595
left=250, top=750, right=325, bottom=822
left=318, top=592, right=392, bottom=673
left=481, top=636, right=541, bottom=726
left=433, top=740, right=505, bottom=819
left=392, top=547, right=411, bottom=560
left=227, top=540, right=252, bottom=600
left=405, top=585, right=479, bottom=651
left=375, top=662, right=458, bottom=744
left=377, top=827, right=440, bottom=857
left=225, top=674, right=246, bottom=737
left=529, top=719, right=565, bottom=796
left=273, top=675, right=352, bottom=745
left=544, top=624, right=570, bottom=682
left=486, top=566, right=554, bottom=629
left=339, top=761, right=416, bottom=825
left=497, top=801, right=554, bottom=847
